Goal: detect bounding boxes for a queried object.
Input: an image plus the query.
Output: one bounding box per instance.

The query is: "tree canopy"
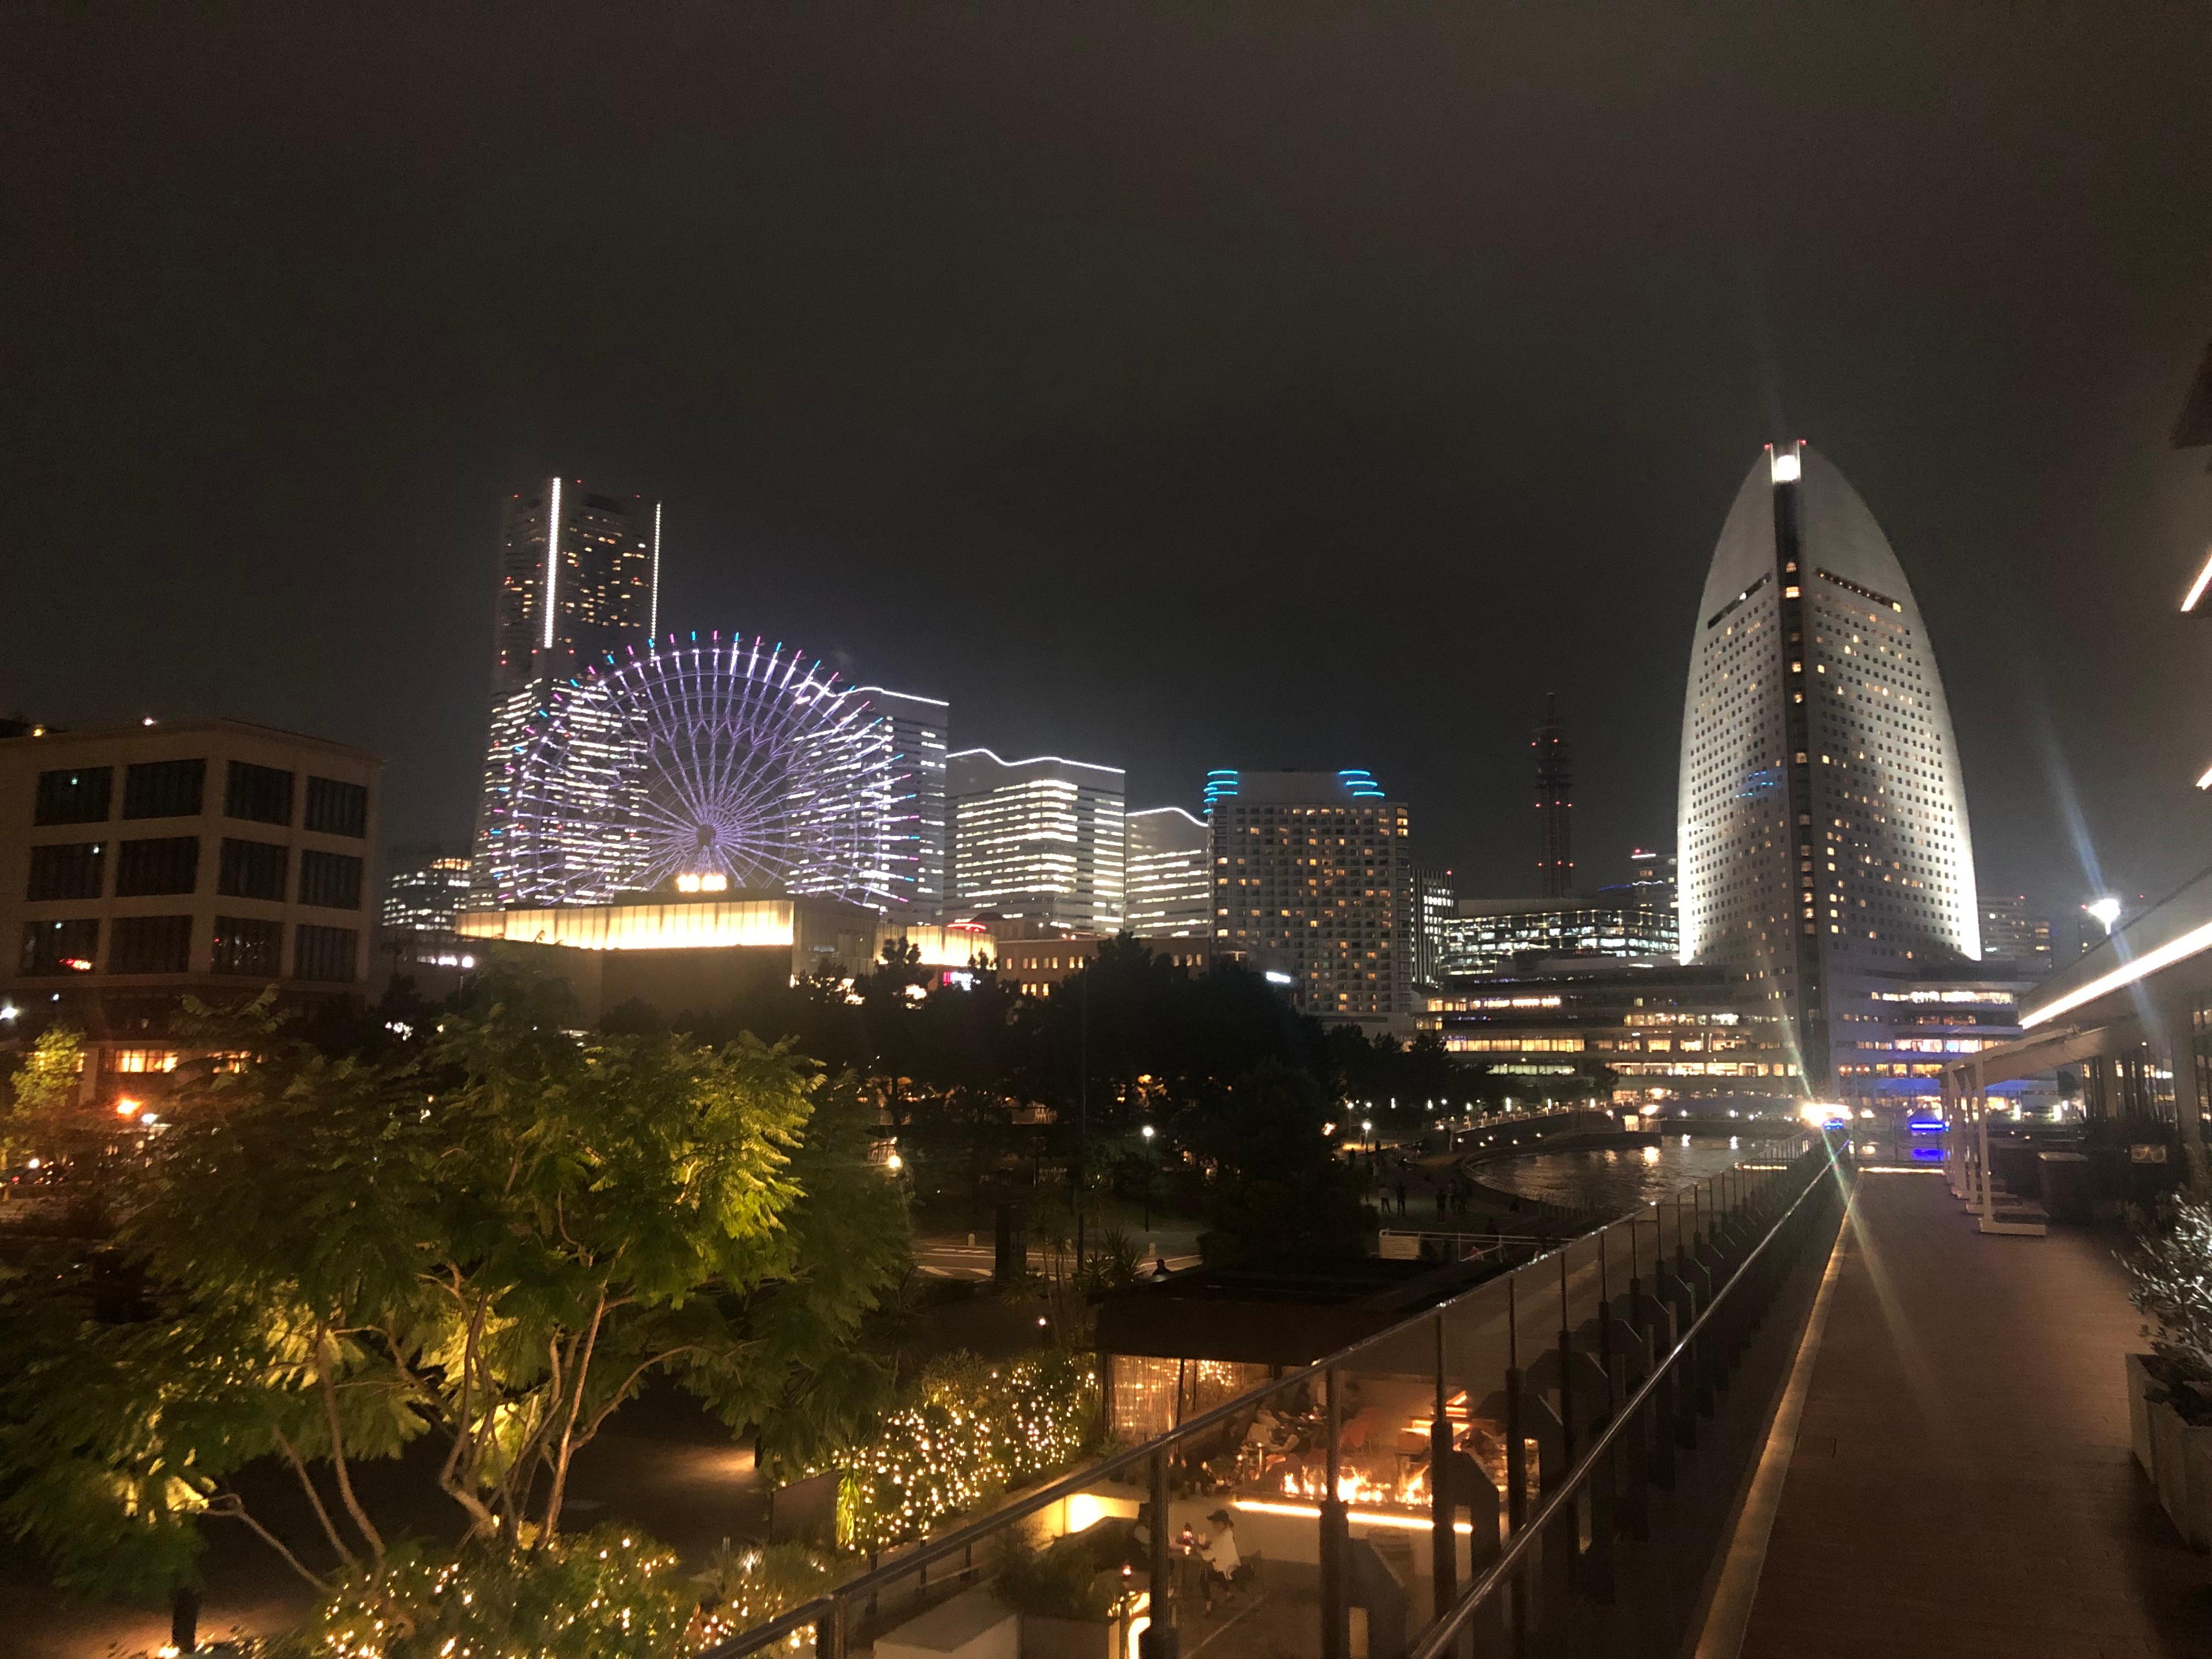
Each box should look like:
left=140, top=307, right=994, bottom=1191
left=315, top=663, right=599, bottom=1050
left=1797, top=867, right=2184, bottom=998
left=0, top=975, right=910, bottom=1606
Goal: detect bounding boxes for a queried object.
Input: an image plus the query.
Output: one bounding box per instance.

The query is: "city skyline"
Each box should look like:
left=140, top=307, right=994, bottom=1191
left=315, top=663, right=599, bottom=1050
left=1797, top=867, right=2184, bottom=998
left=5, top=10, right=2209, bottom=934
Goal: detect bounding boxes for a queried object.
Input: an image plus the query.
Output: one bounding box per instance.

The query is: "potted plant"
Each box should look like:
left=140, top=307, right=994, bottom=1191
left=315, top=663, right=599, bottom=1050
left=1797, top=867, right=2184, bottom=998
left=2124, top=1194, right=2212, bottom=1549
left=992, top=1528, right=1128, bottom=1659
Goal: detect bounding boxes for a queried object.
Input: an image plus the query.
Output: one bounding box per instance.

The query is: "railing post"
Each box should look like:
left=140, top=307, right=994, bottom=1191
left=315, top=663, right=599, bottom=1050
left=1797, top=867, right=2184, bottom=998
left=1144, top=1446, right=1177, bottom=1659
left=1321, top=1365, right=1350, bottom=1659
left=822, top=1594, right=847, bottom=1659
left=1431, top=1310, right=1457, bottom=1609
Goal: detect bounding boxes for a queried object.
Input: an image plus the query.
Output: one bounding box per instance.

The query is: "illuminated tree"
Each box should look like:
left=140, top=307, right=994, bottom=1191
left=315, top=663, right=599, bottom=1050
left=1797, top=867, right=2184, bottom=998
left=0, top=974, right=909, bottom=1613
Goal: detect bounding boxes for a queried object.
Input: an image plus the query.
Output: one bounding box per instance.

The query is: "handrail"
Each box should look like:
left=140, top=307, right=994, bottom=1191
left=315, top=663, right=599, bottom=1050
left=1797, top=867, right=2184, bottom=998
left=1404, top=1147, right=1843, bottom=1659
left=698, top=1136, right=1824, bottom=1659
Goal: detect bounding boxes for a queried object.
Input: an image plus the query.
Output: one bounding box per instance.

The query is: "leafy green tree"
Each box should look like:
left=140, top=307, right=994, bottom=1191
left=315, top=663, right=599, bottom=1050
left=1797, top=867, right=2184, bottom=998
left=0, top=974, right=909, bottom=1609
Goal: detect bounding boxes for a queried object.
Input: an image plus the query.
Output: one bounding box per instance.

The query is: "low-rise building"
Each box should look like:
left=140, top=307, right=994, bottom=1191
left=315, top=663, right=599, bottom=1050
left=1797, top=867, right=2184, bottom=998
left=0, top=718, right=381, bottom=1101
left=1421, top=962, right=1797, bottom=1103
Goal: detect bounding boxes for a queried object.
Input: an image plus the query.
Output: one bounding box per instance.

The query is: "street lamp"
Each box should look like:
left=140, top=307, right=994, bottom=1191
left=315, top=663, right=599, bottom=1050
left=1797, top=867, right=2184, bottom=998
left=1139, top=1125, right=1157, bottom=1228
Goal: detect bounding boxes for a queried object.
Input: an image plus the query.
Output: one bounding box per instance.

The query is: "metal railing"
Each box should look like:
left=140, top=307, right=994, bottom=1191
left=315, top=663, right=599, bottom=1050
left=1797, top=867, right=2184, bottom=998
left=701, top=1135, right=1838, bottom=1659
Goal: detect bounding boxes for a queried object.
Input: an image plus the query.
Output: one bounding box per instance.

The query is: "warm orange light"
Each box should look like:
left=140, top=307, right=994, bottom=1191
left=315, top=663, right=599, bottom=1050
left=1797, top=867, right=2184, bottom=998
left=115, top=1097, right=142, bottom=1118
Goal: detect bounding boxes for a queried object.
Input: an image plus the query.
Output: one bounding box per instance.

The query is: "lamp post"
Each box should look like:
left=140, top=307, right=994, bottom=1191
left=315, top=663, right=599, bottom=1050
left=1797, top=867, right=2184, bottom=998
left=1140, top=1123, right=1156, bottom=1229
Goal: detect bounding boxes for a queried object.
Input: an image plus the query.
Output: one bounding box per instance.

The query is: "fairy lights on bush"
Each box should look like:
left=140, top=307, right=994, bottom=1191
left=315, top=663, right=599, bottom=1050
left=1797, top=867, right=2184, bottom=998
left=835, top=1350, right=1098, bottom=1551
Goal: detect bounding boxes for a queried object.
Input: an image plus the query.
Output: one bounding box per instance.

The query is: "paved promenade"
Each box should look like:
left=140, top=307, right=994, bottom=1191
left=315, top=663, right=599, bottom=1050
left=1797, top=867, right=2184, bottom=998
left=1724, top=1170, right=2212, bottom=1658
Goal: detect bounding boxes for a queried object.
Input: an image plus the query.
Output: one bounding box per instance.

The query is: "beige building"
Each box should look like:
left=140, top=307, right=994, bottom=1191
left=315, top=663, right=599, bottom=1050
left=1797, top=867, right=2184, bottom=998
left=0, top=718, right=381, bottom=1097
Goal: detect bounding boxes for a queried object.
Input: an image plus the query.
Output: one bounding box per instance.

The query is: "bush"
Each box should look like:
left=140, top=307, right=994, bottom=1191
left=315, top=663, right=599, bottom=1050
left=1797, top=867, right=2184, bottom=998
left=277, top=1526, right=703, bottom=1658
left=836, top=1350, right=1098, bottom=1550
left=696, top=1539, right=852, bottom=1629
left=989, top=1528, right=1118, bottom=1622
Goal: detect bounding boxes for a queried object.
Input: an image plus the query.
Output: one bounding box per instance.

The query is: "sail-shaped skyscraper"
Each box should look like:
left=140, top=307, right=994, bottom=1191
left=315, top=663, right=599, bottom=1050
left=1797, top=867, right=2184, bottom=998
left=1678, top=443, right=1979, bottom=1096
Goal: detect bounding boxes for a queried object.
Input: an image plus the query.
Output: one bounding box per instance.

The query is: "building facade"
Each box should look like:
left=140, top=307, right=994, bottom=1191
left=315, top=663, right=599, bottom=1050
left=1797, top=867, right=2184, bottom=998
left=1678, top=442, right=1980, bottom=1096
left=476, top=478, right=659, bottom=901
left=949, top=749, right=1125, bottom=933
left=382, top=842, right=472, bottom=940
left=1207, top=769, right=1412, bottom=1029
left=1125, top=806, right=1211, bottom=938
left=1978, top=894, right=2054, bottom=980
left=854, top=687, right=950, bottom=924
left=0, top=719, right=381, bottom=1100
left=1438, top=895, right=1679, bottom=976
left=1422, top=962, right=1797, bottom=1102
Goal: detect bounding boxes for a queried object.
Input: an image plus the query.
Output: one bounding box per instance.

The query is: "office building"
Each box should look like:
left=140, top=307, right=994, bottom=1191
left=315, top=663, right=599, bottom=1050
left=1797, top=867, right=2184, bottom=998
left=855, top=687, right=950, bottom=923
left=949, top=749, right=1125, bottom=933
left=476, top=478, right=659, bottom=901
left=382, top=843, right=472, bottom=940
left=1125, top=807, right=1210, bottom=938
left=1208, top=769, right=1412, bottom=1030
left=1437, top=895, right=1678, bottom=975
left=1, top=719, right=381, bottom=1102
left=1977, top=894, right=2054, bottom=980
left=1678, top=442, right=1980, bottom=1095
left=1533, top=697, right=1573, bottom=898
left=1422, top=961, right=1797, bottom=1102
left=1412, top=866, right=1456, bottom=988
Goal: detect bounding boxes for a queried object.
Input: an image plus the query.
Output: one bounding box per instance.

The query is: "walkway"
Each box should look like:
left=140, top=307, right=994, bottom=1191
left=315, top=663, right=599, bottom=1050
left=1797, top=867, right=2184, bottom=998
left=1722, top=1170, right=2212, bottom=1658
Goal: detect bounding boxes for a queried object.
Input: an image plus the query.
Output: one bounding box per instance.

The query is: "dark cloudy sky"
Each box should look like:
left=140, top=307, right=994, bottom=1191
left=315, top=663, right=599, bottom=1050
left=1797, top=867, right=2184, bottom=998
left=5, top=4, right=2210, bottom=927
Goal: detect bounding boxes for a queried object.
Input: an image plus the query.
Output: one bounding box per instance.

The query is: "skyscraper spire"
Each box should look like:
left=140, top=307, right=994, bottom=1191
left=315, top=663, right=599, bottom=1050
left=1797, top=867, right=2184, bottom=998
left=1534, top=695, right=1573, bottom=899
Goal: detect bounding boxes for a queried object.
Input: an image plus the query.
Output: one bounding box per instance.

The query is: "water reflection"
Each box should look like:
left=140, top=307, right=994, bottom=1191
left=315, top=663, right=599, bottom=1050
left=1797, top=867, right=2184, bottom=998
left=1475, top=1135, right=1748, bottom=1215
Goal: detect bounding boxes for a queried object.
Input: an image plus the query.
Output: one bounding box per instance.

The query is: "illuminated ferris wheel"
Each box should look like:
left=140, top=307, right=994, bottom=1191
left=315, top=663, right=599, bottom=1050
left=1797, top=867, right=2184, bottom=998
left=504, top=634, right=898, bottom=908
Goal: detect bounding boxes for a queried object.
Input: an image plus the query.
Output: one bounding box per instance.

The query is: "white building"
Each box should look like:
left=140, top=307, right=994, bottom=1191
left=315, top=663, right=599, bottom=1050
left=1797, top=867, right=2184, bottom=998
left=1678, top=442, right=1980, bottom=1097
left=949, top=749, right=1125, bottom=933
left=1125, top=806, right=1211, bottom=938
left=1207, top=769, right=1412, bottom=1030
left=853, top=687, right=950, bottom=923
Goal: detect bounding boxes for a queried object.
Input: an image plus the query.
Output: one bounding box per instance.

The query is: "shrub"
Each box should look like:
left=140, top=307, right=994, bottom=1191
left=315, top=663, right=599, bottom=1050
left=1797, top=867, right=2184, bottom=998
left=836, top=1350, right=1098, bottom=1550
left=277, top=1526, right=702, bottom=1659
left=696, top=1539, right=852, bottom=1630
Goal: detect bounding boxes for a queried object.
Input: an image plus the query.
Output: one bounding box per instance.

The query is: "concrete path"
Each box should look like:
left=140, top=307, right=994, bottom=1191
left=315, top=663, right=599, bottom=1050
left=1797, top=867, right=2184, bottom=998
left=1723, top=1170, right=2212, bottom=1658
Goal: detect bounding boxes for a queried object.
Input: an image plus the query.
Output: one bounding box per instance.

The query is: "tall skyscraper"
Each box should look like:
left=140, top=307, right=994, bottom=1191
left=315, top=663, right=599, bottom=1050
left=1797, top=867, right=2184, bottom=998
left=1125, top=806, right=1210, bottom=937
left=853, top=687, right=950, bottom=923
left=492, top=480, right=661, bottom=696
left=1208, top=769, right=1412, bottom=1029
left=1678, top=442, right=1979, bottom=1095
left=949, top=749, right=1125, bottom=932
left=1534, top=696, right=1573, bottom=898
left=475, top=479, right=660, bottom=902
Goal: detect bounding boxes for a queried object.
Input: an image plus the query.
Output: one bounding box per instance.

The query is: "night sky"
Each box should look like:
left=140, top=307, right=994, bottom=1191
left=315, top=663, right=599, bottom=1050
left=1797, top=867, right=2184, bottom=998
left=6, top=5, right=2210, bottom=929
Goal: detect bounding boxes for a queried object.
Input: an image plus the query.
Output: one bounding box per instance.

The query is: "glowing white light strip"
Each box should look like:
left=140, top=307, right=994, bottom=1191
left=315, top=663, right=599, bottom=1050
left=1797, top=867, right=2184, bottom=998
left=541, top=476, right=562, bottom=650
left=1129, top=806, right=1205, bottom=825
left=2198, top=763, right=2212, bottom=792
left=2185, top=547, right=2212, bottom=614
left=850, top=685, right=951, bottom=708
left=2021, top=917, right=2212, bottom=1029
left=1231, top=1498, right=1472, bottom=1536
left=950, top=746, right=1125, bottom=776
left=649, top=500, right=662, bottom=639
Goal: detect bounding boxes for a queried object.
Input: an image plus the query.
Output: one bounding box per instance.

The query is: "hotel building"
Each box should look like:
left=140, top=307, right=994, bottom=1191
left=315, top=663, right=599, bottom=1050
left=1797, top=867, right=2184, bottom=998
left=474, top=478, right=659, bottom=902
left=1207, top=769, right=1412, bottom=1030
left=1678, top=442, right=1980, bottom=1098
left=949, top=749, right=1125, bottom=933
